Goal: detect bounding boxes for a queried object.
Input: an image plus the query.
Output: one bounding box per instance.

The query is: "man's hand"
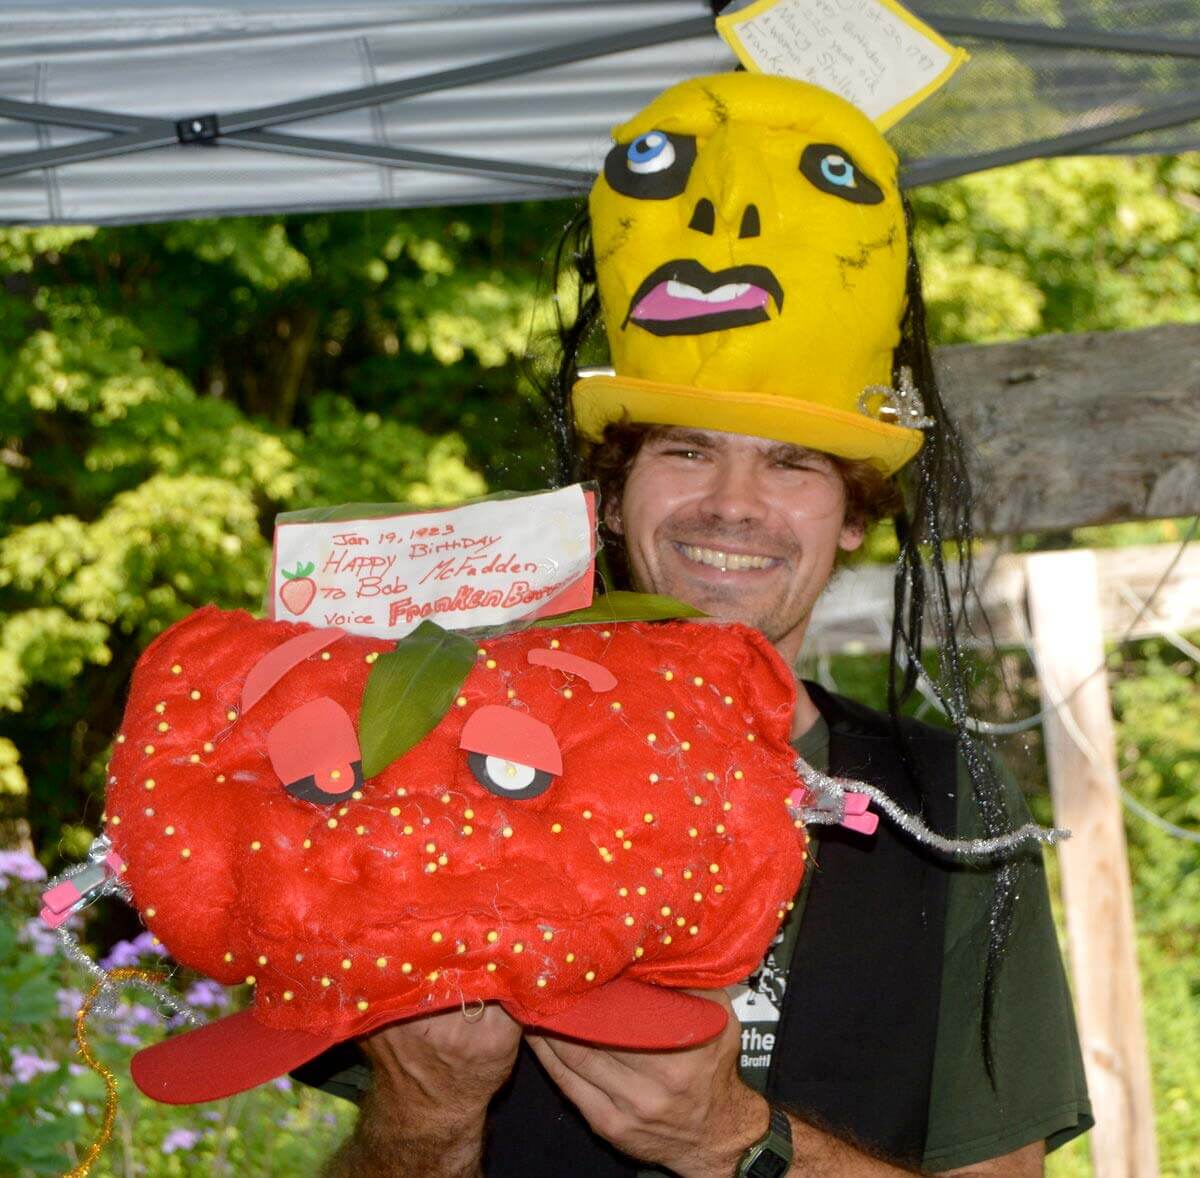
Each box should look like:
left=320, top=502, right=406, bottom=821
left=526, top=988, right=767, bottom=1178
left=323, top=1003, right=521, bottom=1178
left=527, top=987, right=1046, bottom=1178
left=359, top=1000, right=522, bottom=1113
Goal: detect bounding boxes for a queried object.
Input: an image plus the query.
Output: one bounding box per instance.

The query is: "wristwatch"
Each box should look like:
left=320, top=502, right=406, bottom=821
left=735, top=1106, right=793, bottom=1178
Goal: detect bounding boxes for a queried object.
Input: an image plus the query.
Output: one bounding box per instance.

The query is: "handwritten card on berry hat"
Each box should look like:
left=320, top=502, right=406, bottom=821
left=716, top=0, right=968, bottom=129
left=268, top=485, right=597, bottom=641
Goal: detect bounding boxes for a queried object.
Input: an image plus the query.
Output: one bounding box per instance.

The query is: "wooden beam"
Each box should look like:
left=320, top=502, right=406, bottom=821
left=936, top=323, right=1200, bottom=535
left=805, top=540, right=1200, bottom=657
left=1026, top=550, right=1158, bottom=1178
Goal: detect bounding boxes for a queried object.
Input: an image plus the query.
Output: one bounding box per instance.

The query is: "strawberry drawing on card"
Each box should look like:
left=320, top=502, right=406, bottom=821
left=278, top=563, right=317, bottom=615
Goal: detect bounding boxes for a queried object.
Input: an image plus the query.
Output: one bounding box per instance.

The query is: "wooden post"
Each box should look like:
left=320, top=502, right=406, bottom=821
left=1026, top=550, right=1159, bottom=1178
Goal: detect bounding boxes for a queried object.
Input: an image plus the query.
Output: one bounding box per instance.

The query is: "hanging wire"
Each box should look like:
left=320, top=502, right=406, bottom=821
left=1118, top=788, right=1200, bottom=846
left=847, top=519, right=1200, bottom=841
left=891, top=515, right=1199, bottom=735
left=1114, top=581, right=1200, bottom=667
left=858, top=581, right=1200, bottom=845
left=1004, top=557, right=1200, bottom=845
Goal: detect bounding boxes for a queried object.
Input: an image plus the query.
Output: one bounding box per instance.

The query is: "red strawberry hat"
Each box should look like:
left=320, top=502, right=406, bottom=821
left=105, top=602, right=810, bottom=1104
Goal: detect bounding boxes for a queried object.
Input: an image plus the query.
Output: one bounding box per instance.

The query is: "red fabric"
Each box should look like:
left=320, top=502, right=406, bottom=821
left=107, top=607, right=807, bottom=1101
left=242, top=627, right=345, bottom=714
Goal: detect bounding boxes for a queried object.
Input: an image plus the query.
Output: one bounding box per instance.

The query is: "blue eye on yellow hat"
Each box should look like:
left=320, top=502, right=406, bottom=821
left=571, top=73, right=927, bottom=475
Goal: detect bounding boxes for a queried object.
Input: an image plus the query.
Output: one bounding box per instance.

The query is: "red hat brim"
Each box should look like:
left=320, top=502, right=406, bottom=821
left=521, top=978, right=727, bottom=1049
left=131, top=980, right=727, bottom=1105
left=131, top=1008, right=342, bottom=1105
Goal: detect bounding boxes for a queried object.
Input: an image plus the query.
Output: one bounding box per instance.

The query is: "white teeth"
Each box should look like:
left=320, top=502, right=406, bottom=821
left=666, top=279, right=751, bottom=304
left=680, top=544, right=775, bottom=571
left=709, top=282, right=751, bottom=301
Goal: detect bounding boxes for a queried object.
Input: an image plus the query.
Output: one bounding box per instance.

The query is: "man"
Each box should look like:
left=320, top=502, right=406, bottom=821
left=313, top=73, right=1092, bottom=1176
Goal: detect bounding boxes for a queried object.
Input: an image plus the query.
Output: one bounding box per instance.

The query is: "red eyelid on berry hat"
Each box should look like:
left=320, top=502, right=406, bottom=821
left=459, top=705, right=563, bottom=776
left=526, top=649, right=617, bottom=692
left=267, top=697, right=361, bottom=794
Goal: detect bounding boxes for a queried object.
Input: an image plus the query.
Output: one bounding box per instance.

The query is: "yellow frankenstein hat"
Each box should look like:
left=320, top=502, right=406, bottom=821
left=572, top=73, right=926, bottom=475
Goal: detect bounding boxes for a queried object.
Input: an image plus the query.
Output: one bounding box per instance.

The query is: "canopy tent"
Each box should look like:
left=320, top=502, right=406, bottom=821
left=1, top=0, right=1198, bottom=225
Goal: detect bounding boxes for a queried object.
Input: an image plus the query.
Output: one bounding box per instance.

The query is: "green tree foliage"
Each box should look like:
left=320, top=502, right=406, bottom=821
left=911, top=154, right=1200, bottom=344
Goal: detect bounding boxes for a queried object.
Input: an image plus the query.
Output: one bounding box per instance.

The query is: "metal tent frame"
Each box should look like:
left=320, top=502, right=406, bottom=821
left=0, top=17, right=721, bottom=194
left=0, top=2, right=1197, bottom=222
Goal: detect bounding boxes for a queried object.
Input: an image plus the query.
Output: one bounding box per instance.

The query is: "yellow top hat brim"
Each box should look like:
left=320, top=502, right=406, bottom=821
left=572, top=374, right=923, bottom=476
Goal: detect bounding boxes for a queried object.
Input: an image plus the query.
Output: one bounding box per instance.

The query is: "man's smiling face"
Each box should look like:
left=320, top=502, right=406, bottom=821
left=609, top=427, right=864, bottom=665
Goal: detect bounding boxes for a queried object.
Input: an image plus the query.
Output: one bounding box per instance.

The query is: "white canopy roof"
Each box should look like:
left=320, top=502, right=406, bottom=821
left=1, top=1, right=1196, bottom=225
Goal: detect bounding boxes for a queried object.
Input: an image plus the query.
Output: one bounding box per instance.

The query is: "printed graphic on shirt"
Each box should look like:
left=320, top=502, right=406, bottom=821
left=733, top=924, right=790, bottom=1092
left=732, top=718, right=824, bottom=1095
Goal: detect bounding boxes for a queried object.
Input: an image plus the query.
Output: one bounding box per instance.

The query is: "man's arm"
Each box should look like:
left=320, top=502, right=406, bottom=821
left=321, top=1004, right=521, bottom=1178
left=938, top=1141, right=1044, bottom=1178
left=779, top=1113, right=1045, bottom=1178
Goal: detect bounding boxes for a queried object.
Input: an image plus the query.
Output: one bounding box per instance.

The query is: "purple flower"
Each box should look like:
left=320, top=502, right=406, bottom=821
left=8, top=1048, right=59, bottom=1085
left=0, top=850, right=46, bottom=890
left=161, top=1128, right=201, bottom=1154
left=184, top=979, right=229, bottom=1009
left=21, top=919, right=61, bottom=957
left=200, top=1110, right=221, bottom=1122
left=115, top=1032, right=141, bottom=1049
left=100, top=931, right=168, bottom=969
left=56, top=988, right=85, bottom=1019
left=100, top=940, right=141, bottom=969
left=272, top=1075, right=293, bottom=1092
left=100, top=940, right=138, bottom=969
left=124, top=1002, right=164, bottom=1028
left=99, top=999, right=162, bottom=1031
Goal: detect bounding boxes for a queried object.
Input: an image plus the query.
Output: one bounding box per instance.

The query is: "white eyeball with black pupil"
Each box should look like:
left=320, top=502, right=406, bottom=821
left=486, top=756, right=535, bottom=791
left=627, top=131, right=675, bottom=175
left=466, top=751, right=554, bottom=799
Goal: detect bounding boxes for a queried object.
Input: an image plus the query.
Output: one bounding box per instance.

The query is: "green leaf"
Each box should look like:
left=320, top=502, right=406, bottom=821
left=0, top=1118, right=81, bottom=1172
left=3, top=974, right=59, bottom=1024
left=358, top=620, right=476, bottom=777
left=532, top=591, right=706, bottom=629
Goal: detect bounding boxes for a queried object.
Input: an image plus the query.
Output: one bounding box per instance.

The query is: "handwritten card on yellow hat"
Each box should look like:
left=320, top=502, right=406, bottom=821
left=716, top=0, right=968, bottom=129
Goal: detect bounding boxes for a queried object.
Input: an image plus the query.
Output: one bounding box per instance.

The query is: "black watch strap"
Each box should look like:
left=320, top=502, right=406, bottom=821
left=736, top=1105, right=793, bottom=1178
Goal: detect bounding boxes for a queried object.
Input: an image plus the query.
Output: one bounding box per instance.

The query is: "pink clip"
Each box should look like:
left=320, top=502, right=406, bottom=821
left=786, top=787, right=878, bottom=836
left=40, top=880, right=87, bottom=928
left=839, top=792, right=879, bottom=836
left=39, top=851, right=125, bottom=929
